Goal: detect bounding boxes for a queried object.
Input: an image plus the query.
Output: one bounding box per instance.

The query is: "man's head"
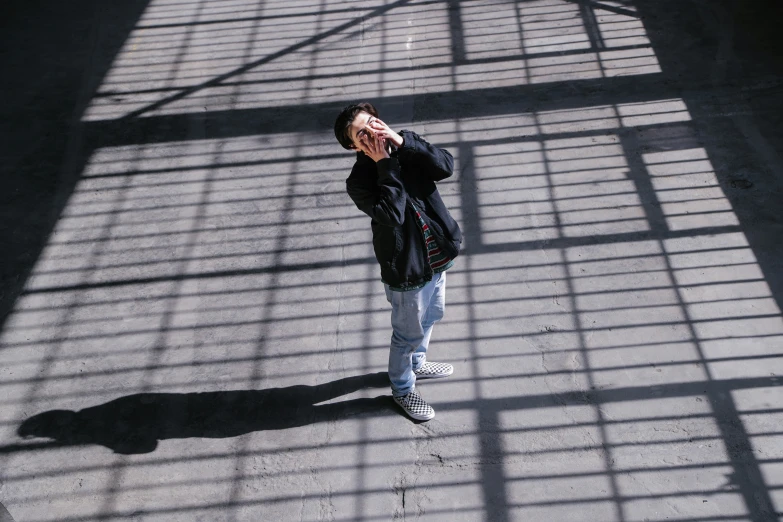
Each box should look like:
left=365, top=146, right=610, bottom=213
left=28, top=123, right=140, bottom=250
left=334, top=102, right=379, bottom=150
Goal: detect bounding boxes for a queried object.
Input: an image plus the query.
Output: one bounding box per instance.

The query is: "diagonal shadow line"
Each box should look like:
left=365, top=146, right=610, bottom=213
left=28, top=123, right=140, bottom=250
left=137, top=0, right=441, bottom=31
left=136, top=10, right=340, bottom=30
left=119, top=0, right=412, bottom=120
left=565, top=0, right=640, bottom=19
left=577, top=0, right=606, bottom=51
left=0, top=501, right=14, bottom=522
left=709, top=389, right=777, bottom=521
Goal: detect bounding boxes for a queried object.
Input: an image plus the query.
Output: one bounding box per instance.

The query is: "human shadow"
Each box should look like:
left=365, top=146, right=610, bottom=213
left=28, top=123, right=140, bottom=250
left=17, top=372, right=393, bottom=454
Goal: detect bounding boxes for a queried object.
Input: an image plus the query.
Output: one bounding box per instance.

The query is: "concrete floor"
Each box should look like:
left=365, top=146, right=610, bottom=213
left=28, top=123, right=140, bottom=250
left=1, top=0, right=783, bottom=520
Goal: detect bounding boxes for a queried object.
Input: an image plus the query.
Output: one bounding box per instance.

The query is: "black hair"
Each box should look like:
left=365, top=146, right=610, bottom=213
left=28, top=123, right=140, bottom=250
left=334, top=102, right=379, bottom=150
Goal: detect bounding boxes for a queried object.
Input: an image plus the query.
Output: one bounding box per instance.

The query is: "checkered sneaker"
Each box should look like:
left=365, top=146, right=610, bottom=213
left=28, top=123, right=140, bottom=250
left=393, top=390, right=435, bottom=421
left=413, top=361, right=454, bottom=380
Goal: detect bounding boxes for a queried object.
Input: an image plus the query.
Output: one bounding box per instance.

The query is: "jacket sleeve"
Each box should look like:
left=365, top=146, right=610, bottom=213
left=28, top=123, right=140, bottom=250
left=346, top=156, right=407, bottom=227
left=397, top=130, right=454, bottom=182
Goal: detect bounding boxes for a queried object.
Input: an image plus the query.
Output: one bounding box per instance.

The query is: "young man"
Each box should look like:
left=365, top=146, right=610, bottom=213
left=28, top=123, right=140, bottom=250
left=334, top=102, right=462, bottom=421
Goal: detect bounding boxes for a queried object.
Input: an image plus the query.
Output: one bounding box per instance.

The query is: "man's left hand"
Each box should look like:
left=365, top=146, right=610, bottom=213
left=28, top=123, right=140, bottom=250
left=369, top=119, right=403, bottom=149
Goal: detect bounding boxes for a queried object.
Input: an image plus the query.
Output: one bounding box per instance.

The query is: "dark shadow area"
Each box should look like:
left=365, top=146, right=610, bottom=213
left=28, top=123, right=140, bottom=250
left=626, top=8, right=783, bottom=518
left=15, top=372, right=392, bottom=454
left=631, top=0, right=783, bottom=310
left=0, top=501, right=14, bottom=522
left=0, top=0, right=151, bottom=325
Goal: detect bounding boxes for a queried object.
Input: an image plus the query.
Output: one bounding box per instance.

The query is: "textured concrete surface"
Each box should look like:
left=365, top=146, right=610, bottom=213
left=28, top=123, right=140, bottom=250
left=1, top=0, right=783, bottom=520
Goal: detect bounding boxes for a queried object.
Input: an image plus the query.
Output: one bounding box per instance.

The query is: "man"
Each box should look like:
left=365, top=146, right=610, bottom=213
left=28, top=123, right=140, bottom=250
left=333, top=102, right=462, bottom=421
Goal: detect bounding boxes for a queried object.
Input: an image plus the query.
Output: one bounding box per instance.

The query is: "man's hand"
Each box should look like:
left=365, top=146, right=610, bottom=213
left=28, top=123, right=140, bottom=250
left=369, top=118, right=403, bottom=149
left=357, top=128, right=390, bottom=163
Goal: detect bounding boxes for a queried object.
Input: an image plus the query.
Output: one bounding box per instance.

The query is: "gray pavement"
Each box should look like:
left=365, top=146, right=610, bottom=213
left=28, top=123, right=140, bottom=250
left=1, top=0, right=783, bottom=520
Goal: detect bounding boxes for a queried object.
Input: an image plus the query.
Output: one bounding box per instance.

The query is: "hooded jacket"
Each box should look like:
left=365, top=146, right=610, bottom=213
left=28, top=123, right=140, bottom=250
left=346, top=130, right=462, bottom=290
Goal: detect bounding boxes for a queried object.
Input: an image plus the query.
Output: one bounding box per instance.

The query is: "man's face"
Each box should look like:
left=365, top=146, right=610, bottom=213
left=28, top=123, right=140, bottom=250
left=348, top=111, right=377, bottom=150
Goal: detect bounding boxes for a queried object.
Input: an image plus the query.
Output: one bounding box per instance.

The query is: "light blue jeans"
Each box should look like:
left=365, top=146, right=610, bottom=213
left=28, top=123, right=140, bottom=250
left=384, top=272, right=446, bottom=397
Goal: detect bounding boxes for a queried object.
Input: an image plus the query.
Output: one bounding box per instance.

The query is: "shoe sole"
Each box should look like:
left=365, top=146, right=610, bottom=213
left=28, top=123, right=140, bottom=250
left=399, top=407, right=435, bottom=421
left=414, top=370, right=453, bottom=380
left=393, top=399, right=436, bottom=421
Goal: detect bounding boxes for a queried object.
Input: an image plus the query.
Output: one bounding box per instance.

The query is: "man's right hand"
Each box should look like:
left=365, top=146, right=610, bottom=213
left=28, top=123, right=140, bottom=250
left=357, top=129, right=390, bottom=163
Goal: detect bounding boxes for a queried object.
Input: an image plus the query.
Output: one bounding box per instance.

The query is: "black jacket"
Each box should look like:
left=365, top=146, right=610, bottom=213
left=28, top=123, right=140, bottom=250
left=346, top=130, right=462, bottom=290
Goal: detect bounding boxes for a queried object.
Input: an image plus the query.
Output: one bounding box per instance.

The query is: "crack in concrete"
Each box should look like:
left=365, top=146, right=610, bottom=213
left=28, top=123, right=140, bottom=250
left=317, top=483, right=335, bottom=522
left=391, top=475, right=407, bottom=521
